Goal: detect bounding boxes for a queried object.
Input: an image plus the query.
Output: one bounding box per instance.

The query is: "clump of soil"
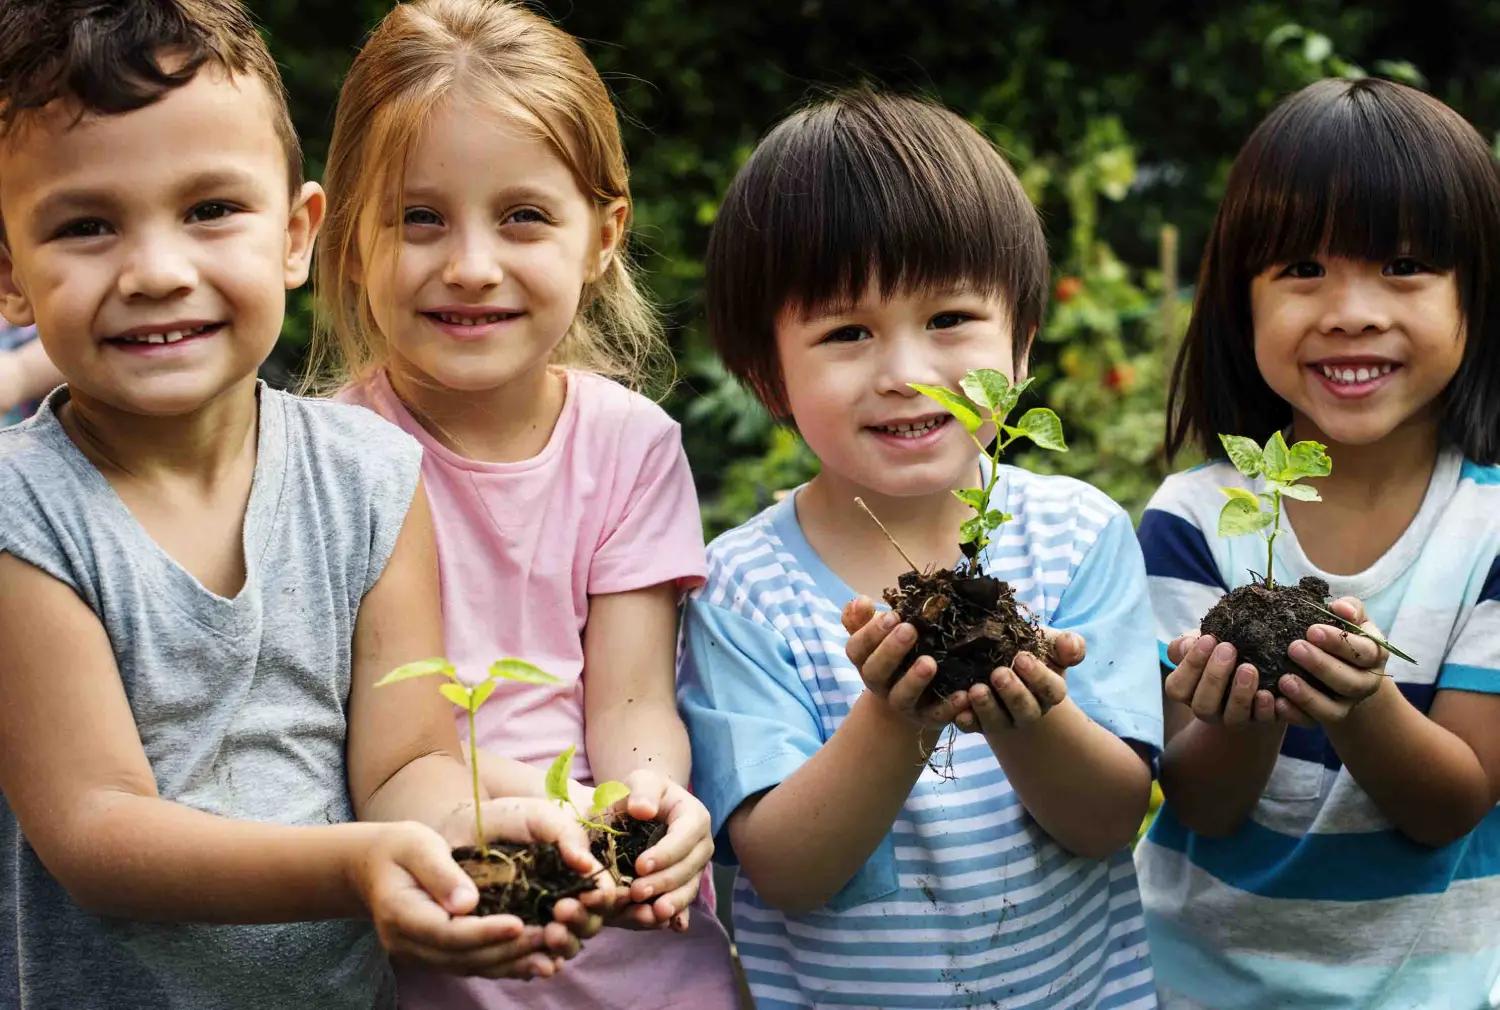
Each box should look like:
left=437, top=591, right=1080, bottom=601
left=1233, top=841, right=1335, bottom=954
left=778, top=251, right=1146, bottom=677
left=451, top=842, right=596, bottom=924
left=590, top=814, right=665, bottom=882
left=883, top=565, right=1047, bottom=701
left=1199, top=575, right=1331, bottom=696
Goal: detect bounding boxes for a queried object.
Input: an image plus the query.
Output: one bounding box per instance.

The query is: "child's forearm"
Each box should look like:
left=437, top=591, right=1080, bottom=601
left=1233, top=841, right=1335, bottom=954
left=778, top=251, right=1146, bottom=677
left=1327, top=680, right=1493, bottom=847
left=358, top=749, right=484, bottom=838
left=987, top=700, right=1152, bottom=858
left=45, top=787, right=393, bottom=922
left=1158, top=707, right=1285, bottom=837
left=586, top=697, right=691, bottom=786
left=728, top=692, right=939, bottom=914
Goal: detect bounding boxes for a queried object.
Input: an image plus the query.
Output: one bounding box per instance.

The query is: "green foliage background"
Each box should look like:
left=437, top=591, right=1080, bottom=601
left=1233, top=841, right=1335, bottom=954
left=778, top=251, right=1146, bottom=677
left=252, top=0, right=1500, bottom=533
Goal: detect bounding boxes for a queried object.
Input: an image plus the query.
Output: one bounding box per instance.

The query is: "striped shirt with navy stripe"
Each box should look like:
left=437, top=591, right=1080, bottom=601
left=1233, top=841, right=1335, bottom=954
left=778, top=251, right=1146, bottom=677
left=1134, top=448, right=1500, bottom=1009
left=678, top=465, right=1162, bottom=1008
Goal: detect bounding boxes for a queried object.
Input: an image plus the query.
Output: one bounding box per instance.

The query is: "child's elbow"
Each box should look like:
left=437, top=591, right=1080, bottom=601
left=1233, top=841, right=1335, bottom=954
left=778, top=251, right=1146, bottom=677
left=1397, top=799, right=1491, bottom=849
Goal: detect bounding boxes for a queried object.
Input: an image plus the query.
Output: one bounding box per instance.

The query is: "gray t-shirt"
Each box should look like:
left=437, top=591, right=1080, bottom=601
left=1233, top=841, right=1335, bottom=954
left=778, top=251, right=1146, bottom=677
left=0, top=385, right=422, bottom=1010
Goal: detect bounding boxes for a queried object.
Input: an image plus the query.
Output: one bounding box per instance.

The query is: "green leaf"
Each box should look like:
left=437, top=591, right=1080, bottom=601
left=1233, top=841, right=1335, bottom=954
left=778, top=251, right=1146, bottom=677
left=960, top=369, right=1021, bottom=417
left=545, top=747, right=575, bottom=805
left=1218, top=497, right=1275, bottom=538
left=908, top=384, right=984, bottom=433
left=1218, top=435, right=1264, bottom=479
left=1011, top=408, right=1068, bottom=452
left=1220, top=486, right=1260, bottom=507
left=1262, top=431, right=1291, bottom=480
left=952, top=488, right=987, bottom=511
left=438, top=682, right=473, bottom=709
left=488, top=659, right=561, bottom=685
left=1286, top=440, right=1332, bottom=480
left=374, top=658, right=456, bottom=687
left=984, top=510, right=1012, bottom=528
left=1279, top=483, right=1321, bottom=502
left=470, top=679, right=499, bottom=709
left=958, top=516, right=984, bottom=544
left=589, top=780, right=631, bottom=816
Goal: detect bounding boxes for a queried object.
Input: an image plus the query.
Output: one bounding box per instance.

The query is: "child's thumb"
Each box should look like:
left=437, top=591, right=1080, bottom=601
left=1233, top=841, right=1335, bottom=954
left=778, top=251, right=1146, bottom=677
left=400, top=828, right=478, bottom=915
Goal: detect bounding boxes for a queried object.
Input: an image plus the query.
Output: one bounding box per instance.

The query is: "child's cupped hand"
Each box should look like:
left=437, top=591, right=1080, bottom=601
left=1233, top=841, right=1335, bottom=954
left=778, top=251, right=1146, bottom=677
left=352, top=798, right=611, bottom=979
left=953, top=628, right=1085, bottom=735
left=1275, top=596, right=1389, bottom=726
left=1165, top=632, right=1284, bottom=728
left=606, top=769, right=714, bottom=932
left=841, top=595, right=972, bottom=729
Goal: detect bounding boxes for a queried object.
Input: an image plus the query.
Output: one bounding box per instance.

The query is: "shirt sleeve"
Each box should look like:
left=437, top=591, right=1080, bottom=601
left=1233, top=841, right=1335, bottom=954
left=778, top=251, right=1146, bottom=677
left=1137, top=501, right=1227, bottom=669
left=676, top=596, right=825, bottom=864
left=1437, top=556, right=1500, bottom=694
left=1049, top=510, right=1165, bottom=754
left=590, top=423, right=707, bottom=598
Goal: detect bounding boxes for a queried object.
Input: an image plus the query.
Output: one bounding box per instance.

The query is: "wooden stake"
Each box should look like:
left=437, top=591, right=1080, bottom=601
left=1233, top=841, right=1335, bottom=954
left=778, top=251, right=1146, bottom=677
left=854, top=497, right=920, bottom=573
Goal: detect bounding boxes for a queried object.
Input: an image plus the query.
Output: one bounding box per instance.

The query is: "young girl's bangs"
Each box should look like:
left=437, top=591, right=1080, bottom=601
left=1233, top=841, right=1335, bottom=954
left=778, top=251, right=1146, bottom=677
left=1231, top=78, right=1492, bottom=277
left=756, top=93, right=1046, bottom=323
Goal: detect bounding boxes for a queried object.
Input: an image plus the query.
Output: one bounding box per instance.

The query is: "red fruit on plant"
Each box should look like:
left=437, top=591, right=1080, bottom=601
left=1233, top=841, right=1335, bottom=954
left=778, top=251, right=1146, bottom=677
left=1055, top=276, right=1084, bottom=302
left=1103, top=363, right=1138, bottom=393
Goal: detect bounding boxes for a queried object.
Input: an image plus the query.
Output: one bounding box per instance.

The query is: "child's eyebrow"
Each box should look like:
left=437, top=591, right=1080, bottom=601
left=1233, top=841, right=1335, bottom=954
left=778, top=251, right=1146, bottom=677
left=28, top=168, right=265, bottom=227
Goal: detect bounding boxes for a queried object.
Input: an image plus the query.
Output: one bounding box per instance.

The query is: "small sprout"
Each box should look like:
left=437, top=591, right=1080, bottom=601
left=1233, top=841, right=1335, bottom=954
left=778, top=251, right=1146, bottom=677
left=910, top=368, right=1067, bottom=562
left=1215, top=432, right=1410, bottom=664
left=1215, top=432, right=1329, bottom=588
left=543, top=745, right=629, bottom=837
left=375, top=656, right=561, bottom=857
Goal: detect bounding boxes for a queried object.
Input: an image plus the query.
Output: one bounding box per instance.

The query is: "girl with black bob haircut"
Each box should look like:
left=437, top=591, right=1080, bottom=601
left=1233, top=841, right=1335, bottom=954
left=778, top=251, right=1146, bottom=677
left=1138, top=77, right=1500, bottom=1009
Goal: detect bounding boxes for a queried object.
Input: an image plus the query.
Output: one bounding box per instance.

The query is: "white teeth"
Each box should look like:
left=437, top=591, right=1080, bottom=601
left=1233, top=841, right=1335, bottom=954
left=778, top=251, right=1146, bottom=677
left=437, top=312, right=508, bottom=326
left=117, top=324, right=211, bottom=344
left=877, top=417, right=944, bottom=438
left=1319, top=363, right=1393, bottom=384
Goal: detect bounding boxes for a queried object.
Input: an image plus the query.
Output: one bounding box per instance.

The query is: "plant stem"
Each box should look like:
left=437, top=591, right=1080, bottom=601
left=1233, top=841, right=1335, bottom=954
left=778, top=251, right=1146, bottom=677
left=854, top=497, right=919, bottom=572
left=469, top=703, right=485, bottom=856
left=1265, top=491, right=1281, bottom=589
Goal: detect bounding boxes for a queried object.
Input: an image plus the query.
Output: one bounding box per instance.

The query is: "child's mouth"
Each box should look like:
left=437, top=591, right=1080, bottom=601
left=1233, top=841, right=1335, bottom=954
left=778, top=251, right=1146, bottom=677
left=422, top=310, right=524, bottom=329
left=868, top=414, right=952, bottom=442
left=1309, top=361, right=1400, bottom=398
left=105, top=322, right=223, bottom=348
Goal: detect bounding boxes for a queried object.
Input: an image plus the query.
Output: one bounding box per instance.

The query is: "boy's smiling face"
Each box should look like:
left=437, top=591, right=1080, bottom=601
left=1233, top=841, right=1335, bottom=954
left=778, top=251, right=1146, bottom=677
left=775, top=284, right=1018, bottom=499
left=0, top=65, right=322, bottom=418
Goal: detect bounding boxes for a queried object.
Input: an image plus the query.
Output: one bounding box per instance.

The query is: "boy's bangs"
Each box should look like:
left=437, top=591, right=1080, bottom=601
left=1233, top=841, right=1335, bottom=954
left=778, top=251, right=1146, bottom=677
left=1239, top=86, right=1473, bottom=275
left=762, top=106, right=1029, bottom=319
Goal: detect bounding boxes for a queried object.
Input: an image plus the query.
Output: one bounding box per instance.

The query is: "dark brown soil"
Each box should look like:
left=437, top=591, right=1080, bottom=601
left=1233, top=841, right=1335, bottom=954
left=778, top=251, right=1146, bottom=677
left=883, top=565, right=1047, bottom=701
left=451, top=842, right=596, bottom=924
left=1198, top=575, right=1331, bottom=696
left=590, top=814, right=666, bottom=882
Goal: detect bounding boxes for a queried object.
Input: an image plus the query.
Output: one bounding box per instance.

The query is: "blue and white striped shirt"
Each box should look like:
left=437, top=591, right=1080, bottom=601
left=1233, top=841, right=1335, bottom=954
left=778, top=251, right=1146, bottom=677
left=1135, top=448, right=1500, bottom=1009
left=678, top=466, right=1162, bottom=1008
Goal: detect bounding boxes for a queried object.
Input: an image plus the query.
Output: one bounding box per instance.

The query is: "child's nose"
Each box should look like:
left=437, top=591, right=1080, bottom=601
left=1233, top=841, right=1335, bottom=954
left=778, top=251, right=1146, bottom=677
left=442, top=234, right=505, bottom=291
left=874, top=337, right=946, bottom=395
left=1318, top=275, right=1394, bottom=336
left=118, top=233, right=197, bottom=301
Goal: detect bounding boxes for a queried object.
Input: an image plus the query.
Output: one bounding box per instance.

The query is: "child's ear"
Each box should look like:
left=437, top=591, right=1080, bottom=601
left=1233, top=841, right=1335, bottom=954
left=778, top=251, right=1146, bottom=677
left=592, top=198, right=629, bottom=280
left=0, top=243, right=36, bottom=328
left=284, top=181, right=327, bottom=289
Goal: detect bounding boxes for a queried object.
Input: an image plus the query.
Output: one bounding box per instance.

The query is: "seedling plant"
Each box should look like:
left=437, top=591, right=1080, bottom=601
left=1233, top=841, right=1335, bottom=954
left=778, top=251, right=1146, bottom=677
left=1200, top=433, right=1408, bottom=696
left=543, top=746, right=665, bottom=884
left=865, top=368, right=1069, bottom=702
left=373, top=657, right=597, bottom=922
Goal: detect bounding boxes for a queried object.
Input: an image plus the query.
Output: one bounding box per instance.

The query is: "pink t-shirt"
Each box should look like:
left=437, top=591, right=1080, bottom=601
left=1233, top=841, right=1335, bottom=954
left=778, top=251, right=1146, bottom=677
left=342, top=369, right=738, bottom=1010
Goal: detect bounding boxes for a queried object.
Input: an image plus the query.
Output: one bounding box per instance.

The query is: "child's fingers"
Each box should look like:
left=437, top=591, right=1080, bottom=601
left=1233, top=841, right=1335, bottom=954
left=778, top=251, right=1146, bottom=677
left=1279, top=674, right=1354, bottom=724
left=1220, top=665, right=1258, bottom=726
left=1041, top=629, right=1086, bottom=671
left=882, top=652, right=937, bottom=710
left=548, top=896, right=605, bottom=939
left=389, top=929, right=546, bottom=977
left=1188, top=642, right=1239, bottom=721
left=622, top=769, right=667, bottom=822
left=1164, top=635, right=1215, bottom=705
left=1012, top=653, right=1067, bottom=713
left=1252, top=688, right=1277, bottom=723
left=1166, top=633, right=1200, bottom=667
left=855, top=621, right=923, bottom=695
left=649, top=876, right=703, bottom=924
left=842, top=595, right=877, bottom=635
left=1288, top=640, right=1382, bottom=700
left=967, top=683, right=1013, bottom=734
left=1328, top=596, right=1367, bottom=626
left=844, top=609, right=900, bottom=671
left=990, top=666, right=1044, bottom=725
left=1305, top=624, right=1384, bottom=670
left=954, top=709, right=980, bottom=734
left=916, top=690, right=970, bottom=729
left=540, top=920, right=584, bottom=958
left=632, top=836, right=713, bottom=903
left=1273, top=694, right=1319, bottom=729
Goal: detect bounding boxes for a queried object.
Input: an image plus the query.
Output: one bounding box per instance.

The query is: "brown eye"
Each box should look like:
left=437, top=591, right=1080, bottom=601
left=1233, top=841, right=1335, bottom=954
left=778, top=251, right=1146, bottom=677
left=1277, top=261, right=1324, bottom=280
